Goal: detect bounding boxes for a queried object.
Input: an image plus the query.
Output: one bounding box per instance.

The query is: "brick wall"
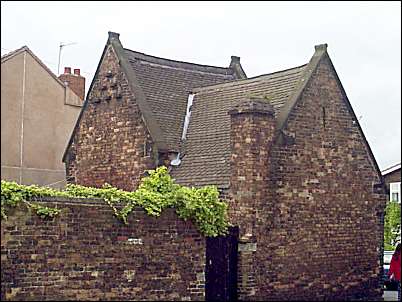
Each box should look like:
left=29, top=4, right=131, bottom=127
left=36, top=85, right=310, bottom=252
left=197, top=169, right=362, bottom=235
left=65, top=45, right=156, bottom=191
left=228, top=98, right=276, bottom=300
left=251, top=55, right=385, bottom=301
left=1, top=197, right=206, bottom=301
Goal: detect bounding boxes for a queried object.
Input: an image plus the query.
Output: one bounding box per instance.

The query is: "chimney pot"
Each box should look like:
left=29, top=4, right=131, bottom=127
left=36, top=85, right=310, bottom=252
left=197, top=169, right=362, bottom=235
left=108, top=31, right=120, bottom=40
left=314, top=43, right=328, bottom=51
left=231, top=56, right=241, bottom=63
left=58, top=67, right=85, bottom=101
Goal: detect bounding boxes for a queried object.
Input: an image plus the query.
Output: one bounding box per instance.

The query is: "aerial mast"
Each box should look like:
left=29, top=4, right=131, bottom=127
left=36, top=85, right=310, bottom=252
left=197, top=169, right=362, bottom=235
left=57, top=42, right=77, bottom=75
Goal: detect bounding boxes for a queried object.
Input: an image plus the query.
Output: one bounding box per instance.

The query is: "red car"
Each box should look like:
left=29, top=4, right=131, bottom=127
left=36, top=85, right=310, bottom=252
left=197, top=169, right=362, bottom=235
left=384, top=250, right=399, bottom=290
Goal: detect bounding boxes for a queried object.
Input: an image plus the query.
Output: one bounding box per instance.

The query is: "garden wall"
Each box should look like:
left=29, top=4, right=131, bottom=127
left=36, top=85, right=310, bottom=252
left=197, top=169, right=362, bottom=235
left=1, top=197, right=206, bottom=301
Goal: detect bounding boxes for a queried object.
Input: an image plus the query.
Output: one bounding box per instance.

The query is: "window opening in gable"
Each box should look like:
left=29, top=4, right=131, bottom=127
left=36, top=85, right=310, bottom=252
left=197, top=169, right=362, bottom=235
left=322, top=107, right=326, bottom=129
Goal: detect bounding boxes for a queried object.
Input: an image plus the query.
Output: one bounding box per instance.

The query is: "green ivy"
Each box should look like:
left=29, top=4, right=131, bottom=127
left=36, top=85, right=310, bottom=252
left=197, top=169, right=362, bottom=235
left=1, top=167, right=229, bottom=237
left=1, top=181, right=67, bottom=220
left=384, top=200, right=401, bottom=250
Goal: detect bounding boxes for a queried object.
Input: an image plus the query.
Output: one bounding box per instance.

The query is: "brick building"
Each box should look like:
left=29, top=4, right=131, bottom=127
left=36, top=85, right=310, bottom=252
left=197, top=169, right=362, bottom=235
left=62, top=32, right=386, bottom=300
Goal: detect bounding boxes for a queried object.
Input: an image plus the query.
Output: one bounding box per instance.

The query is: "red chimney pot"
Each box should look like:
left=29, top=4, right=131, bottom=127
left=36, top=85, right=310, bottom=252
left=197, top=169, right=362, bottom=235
left=58, top=67, right=85, bottom=101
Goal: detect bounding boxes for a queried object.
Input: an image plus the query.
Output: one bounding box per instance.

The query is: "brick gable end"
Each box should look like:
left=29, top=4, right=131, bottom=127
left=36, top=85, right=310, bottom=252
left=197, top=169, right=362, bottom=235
left=253, top=54, right=385, bottom=300
left=65, top=45, right=156, bottom=191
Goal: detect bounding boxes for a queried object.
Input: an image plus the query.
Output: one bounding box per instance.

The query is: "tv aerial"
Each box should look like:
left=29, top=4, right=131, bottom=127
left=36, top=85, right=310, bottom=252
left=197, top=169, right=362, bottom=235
left=57, top=42, right=77, bottom=75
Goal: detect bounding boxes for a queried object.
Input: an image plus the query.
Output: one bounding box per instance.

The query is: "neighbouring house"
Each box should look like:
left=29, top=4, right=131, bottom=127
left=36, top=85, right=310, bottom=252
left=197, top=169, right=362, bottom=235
left=382, top=163, right=401, bottom=203
left=1, top=46, right=85, bottom=188
left=62, top=32, right=385, bottom=300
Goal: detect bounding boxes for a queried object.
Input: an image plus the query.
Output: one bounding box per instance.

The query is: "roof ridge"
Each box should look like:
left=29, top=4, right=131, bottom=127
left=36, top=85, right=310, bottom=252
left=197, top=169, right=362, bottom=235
left=244, top=64, right=308, bottom=80
left=1, top=45, right=74, bottom=91
left=192, top=64, right=307, bottom=93
left=1, top=45, right=29, bottom=62
left=124, top=48, right=233, bottom=74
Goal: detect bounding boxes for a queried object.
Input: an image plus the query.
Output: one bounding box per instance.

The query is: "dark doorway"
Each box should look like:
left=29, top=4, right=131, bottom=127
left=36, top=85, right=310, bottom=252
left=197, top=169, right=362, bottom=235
left=205, top=226, right=239, bottom=301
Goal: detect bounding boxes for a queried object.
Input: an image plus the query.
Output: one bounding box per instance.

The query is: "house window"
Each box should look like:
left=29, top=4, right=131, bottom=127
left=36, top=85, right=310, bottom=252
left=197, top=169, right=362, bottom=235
left=390, top=182, right=401, bottom=203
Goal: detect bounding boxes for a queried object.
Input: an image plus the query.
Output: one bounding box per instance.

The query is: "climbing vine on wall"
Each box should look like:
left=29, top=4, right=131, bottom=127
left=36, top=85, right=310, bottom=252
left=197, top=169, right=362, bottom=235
left=1, top=166, right=229, bottom=237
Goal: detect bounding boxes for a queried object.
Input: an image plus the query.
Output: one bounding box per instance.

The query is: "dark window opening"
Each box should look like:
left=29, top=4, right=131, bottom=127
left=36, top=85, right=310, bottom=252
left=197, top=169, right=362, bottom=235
left=322, top=107, right=326, bottom=129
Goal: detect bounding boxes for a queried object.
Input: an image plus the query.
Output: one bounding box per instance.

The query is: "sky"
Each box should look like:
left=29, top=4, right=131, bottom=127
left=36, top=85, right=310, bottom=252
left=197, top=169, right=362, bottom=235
left=1, top=1, right=401, bottom=171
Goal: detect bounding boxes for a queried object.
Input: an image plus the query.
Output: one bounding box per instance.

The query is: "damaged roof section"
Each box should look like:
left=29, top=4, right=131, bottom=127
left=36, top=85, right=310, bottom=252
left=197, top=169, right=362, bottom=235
left=171, top=64, right=307, bottom=188
left=63, top=32, right=247, bottom=160
left=124, top=48, right=243, bottom=151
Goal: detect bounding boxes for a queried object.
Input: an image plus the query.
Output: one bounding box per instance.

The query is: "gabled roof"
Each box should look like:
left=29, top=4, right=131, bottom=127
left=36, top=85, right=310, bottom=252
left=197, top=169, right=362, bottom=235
left=171, top=44, right=384, bottom=188
left=171, top=64, right=307, bottom=188
left=1, top=45, right=71, bottom=90
left=63, top=32, right=246, bottom=161
left=123, top=46, right=244, bottom=151
left=1, top=45, right=28, bottom=62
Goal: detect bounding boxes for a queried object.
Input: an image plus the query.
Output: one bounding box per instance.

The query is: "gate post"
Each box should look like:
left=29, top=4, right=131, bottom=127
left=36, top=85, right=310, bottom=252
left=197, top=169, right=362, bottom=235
left=237, top=236, right=257, bottom=299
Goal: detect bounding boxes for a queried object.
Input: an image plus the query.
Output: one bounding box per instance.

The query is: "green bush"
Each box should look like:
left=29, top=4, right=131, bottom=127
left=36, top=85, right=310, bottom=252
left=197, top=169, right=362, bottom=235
left=1, top=166, right=229, bottom=237
left=384, top=201, right=401, bottom=250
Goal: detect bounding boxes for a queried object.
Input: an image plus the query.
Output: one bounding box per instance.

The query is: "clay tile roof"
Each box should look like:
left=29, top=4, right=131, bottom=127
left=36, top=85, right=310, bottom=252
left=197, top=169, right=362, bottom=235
left=171, top=64, right=307, bottom=188
left=64, top=33, right=246, bottom=161
left=124, top=49, right=241, bottom=151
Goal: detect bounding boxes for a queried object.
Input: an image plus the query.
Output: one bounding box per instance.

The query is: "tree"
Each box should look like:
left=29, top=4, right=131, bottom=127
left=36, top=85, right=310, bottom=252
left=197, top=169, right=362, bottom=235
left=384, top=201, right=401, bottom=250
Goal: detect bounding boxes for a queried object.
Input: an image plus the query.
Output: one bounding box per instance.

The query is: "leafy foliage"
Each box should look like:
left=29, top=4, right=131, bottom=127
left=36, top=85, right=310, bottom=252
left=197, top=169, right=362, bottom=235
left=1, top=167, right=229, bottom=237
left=384, top=201, right=401, bottom=250
left=1, top=181, right=67, bottom=220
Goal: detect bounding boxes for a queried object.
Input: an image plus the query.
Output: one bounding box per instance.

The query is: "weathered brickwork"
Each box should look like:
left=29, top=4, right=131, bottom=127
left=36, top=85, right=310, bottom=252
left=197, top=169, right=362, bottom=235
left=59, top=39, right=385, bottom=301
left=228, top=99, right=276, bottom=300
left=228, top=99, right=276, bottom=238
left=65, top=45, right=156, bottom=191
left=1, top=197, right=206, bottom=301
left=248, top=55, right=386, bottom=301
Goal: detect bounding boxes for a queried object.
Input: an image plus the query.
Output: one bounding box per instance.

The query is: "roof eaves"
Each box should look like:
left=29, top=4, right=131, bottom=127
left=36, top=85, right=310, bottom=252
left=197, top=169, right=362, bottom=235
left=381, top=163, right=401, bottom=175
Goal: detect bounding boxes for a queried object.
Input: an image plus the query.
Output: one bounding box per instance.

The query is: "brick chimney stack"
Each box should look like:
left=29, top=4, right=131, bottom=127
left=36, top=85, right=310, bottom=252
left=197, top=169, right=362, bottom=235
left=228, top=96, right=276, bottom=299
left=59, top=67, right=85, bottom=100
left=228, top=96, right=276, bottom=238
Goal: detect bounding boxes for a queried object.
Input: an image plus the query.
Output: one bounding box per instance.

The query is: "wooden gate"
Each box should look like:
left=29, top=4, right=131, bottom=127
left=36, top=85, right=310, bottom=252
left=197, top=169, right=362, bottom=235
left=205, top=227, right=239, bottom=301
